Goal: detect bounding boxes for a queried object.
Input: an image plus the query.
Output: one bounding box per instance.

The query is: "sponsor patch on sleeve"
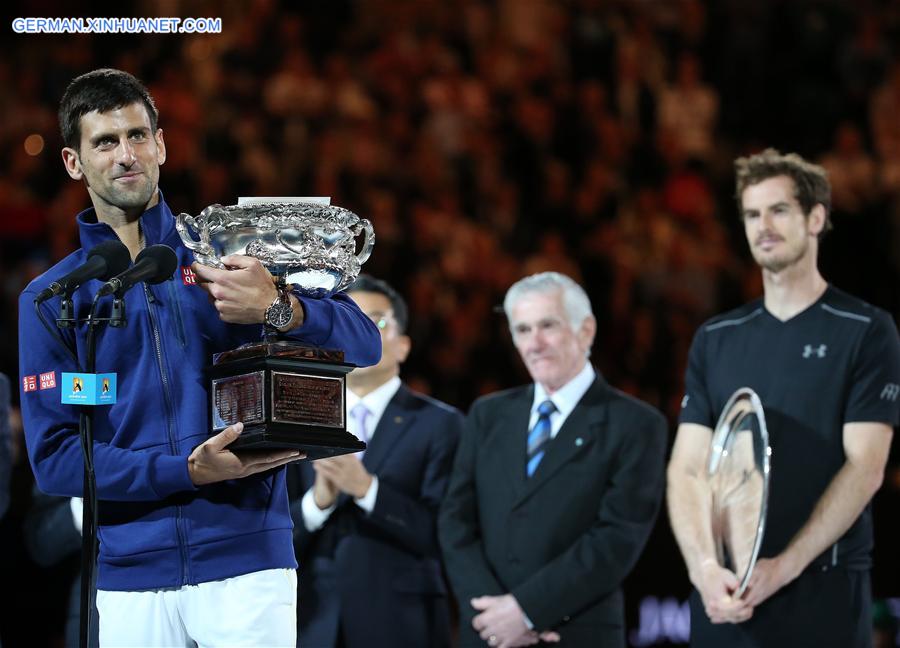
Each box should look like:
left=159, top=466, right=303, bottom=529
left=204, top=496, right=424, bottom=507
left=181, top=266, right=197, bottom=286
left=40, top=371, right=56, bottom=390
left=23, top=375, right=37, bottom=392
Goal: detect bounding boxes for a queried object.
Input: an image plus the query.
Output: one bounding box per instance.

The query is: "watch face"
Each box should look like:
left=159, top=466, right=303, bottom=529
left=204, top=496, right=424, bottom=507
left=265, top=301, right=293, bottom=328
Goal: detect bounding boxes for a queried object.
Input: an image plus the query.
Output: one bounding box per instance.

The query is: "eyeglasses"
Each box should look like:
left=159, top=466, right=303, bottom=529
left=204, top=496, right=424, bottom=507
left=366, top=311, right=393, bottom=331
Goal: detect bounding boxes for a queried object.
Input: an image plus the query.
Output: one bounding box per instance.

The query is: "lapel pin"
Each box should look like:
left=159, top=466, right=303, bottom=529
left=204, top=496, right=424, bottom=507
left=575, top=437, right=584, bottom=447
left=394, top=416, right=403, bottom=424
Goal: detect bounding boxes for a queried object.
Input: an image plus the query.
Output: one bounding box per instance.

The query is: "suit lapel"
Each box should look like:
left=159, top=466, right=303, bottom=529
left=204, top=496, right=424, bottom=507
left=494, top=387, right=533, bottom=498
left=361, top=385, right=416, bottom=475
left=514, top=378, right=609, bottom=506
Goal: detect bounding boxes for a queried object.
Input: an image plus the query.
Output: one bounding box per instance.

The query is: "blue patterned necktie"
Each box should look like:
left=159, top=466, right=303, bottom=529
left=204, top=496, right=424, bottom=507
left=527, top=400, right=556, bottom=477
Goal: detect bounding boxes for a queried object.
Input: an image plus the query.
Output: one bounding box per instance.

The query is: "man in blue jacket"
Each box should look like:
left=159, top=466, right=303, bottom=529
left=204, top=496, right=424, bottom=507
left=18, top=68, right=380, bottom=647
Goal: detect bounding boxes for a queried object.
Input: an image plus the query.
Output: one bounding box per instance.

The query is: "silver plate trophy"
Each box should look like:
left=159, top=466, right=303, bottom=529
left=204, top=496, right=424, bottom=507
left=707, top=387, right=771, bottom=596
left=176, top=201, right=375, bottom=456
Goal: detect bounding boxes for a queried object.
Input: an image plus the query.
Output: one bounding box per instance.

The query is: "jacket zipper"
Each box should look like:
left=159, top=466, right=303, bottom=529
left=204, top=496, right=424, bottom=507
left=144, top=283, right=191, bottom=585
left=166, top=280, right=187, bottom=348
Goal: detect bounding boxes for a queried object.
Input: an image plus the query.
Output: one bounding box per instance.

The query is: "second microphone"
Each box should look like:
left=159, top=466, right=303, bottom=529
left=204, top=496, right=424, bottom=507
left=97, top=245, right=179, bottom=297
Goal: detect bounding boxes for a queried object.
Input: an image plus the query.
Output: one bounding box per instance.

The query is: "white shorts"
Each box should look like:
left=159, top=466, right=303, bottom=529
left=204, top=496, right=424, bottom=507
left=96, top=568, right=297, bottom=647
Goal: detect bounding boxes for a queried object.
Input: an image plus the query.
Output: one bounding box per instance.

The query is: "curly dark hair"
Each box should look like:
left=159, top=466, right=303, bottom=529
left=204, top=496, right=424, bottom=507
left=734, top=148, right=833, bottom=238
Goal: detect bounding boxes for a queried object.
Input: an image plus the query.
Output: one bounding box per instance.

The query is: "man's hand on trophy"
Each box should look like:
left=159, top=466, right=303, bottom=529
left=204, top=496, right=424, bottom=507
left=694, top=558, right=754, bottom=624
left=188, top=422, right=305, bottom=486
left=193, top=255, right=303, bottom=327
left=740, top=554, right=799, bottom=609
left=311, top=455, right=373, bottom=499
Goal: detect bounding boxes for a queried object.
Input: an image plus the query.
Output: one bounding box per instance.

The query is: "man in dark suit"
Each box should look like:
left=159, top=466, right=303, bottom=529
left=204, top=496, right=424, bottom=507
left=0, top=374, right=10, bottom=524
left=439, top=272, right=667, bottom=648
left=0, top=373, right=8, bottom=648
left=288, top=275, right=463, bottom=648
left=24, top=490, right=99, bottom=647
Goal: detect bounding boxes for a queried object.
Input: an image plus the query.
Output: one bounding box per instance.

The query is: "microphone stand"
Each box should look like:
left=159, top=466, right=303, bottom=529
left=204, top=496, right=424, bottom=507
left=37, top=291, right=110, bottom=648
left=35, top=284, right=127, bottom=648
left=77, top=292, right=106, bottom=648
left=32, top=241, right=134, bottom=648
left=76, top=290, right=128, bottom=648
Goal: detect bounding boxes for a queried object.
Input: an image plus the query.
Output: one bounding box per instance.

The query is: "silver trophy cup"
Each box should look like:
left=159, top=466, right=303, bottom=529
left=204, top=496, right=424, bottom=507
left=176, top=201, right=375, bottom=455
left=176, top=202, right=374, bottom=297
left=707, top=387, right=771, bottom=596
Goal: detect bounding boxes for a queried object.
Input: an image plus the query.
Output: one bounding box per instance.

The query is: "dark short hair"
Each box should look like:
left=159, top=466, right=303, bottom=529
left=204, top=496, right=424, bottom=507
left=59, top=68, right=159, bottom=150
left=734, top=148, right=833, bottom=238
left=348, top=274, right=409, bottom=333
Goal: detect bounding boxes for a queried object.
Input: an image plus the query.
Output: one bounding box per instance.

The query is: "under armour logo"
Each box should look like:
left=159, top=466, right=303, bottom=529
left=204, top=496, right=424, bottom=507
left=681, top=395, right=690, bottom=408
left=802, top=344, right=827, bottom=358
left=882, top=383, right=900, bottom=402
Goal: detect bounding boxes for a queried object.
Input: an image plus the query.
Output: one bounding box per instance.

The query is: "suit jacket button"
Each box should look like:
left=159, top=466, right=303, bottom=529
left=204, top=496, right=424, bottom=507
left=563, top=616, right=570, bottom=622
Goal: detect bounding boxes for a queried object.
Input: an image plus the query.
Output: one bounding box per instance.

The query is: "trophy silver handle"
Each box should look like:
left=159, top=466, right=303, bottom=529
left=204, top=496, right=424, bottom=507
left=176, top=213, right=208, bottom=253
left=355, top=219, right=375, bottom=264
left=176, top=212, right=222, bottom=266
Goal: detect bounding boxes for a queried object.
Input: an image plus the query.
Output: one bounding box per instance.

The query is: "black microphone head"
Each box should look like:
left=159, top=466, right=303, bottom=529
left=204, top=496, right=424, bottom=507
left=135, top=244, right=179, bottom=284
left=87, top=239, right=132, bottom=280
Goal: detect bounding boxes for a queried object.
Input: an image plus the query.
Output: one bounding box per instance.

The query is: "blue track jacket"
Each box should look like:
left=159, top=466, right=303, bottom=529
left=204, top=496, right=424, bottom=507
left=18, top=196, right=381, bottom=591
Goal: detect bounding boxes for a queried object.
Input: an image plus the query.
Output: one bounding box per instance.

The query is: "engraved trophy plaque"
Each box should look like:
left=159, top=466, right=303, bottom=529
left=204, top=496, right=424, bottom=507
left=177, top=201, right=375, bottom=457
left=707, top=387, right=771, bottom=596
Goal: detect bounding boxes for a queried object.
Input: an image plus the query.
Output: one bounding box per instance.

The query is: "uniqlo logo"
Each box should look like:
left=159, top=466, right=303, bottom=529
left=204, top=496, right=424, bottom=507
left=181, top=266, right=197, bottom=286
left=23, top=375, right=37, bottom=392
left=40, top=371, right=56, bottom=390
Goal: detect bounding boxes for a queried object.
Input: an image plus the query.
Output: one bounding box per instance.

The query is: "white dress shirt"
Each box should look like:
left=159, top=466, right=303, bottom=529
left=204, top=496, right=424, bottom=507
left=529, top=362, right=596, bottom=438
left=301, top=375, right=402, bottom=532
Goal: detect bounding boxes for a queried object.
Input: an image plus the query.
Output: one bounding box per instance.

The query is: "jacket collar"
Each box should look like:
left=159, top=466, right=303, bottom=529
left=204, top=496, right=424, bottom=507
left=361, top=384, right=418, bottom=474
left=76, top=190, right=173, bottom=250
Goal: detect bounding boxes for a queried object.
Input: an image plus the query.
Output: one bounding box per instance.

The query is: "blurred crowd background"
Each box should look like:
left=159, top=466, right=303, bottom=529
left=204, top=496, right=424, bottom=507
left=0, top=0, right=899, bottom=645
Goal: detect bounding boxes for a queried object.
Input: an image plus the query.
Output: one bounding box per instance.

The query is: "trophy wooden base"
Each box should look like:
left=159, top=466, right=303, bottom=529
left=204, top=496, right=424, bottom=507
left=225, top=423, right=365, bottom=458
left=207, top=341, right=364, bottom=457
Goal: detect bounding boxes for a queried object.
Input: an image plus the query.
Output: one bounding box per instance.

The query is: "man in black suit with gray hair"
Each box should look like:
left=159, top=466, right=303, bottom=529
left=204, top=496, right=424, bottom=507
left=439, top=271, right=667, bottom=647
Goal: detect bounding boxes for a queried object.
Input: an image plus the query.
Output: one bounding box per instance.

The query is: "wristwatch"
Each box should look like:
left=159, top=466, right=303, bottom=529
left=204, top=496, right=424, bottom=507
left=264, top=288, right=294, bottom=329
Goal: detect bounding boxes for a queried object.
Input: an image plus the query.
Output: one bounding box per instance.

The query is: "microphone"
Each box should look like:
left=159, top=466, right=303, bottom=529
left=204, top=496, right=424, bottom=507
left=36, top=240, right=132, bottom=302
left=97, top=245, right=178, bottom=296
